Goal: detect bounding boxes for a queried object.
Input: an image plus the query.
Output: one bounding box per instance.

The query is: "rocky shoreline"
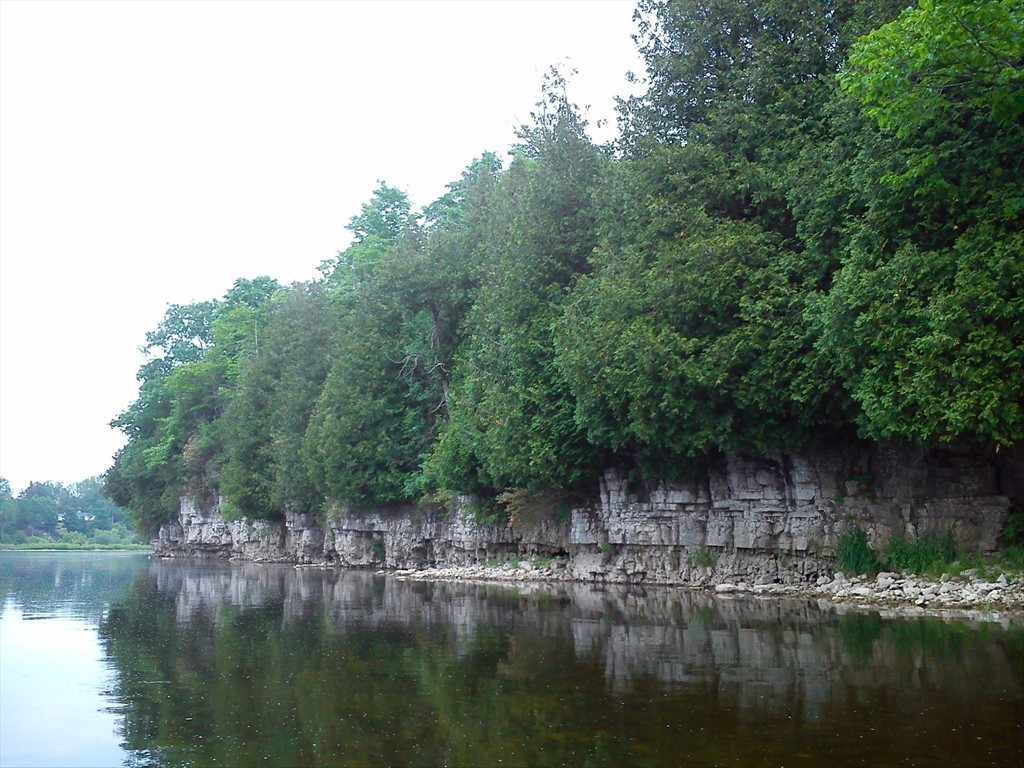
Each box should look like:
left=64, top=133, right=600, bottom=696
left=158, top=440, right=1023, bottom=622
left=376, top=560, right=1024, bottom=619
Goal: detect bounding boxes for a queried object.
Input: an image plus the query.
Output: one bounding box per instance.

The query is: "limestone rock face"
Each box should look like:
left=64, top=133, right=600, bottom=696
left=152, top=442, right=1016, bottom=587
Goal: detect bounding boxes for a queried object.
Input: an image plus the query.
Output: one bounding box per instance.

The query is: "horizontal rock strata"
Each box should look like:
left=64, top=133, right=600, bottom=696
left=154, top=443, right=1021, bottom=611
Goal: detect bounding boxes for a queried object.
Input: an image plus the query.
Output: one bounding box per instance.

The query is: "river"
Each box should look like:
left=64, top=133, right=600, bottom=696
left=0, top=551, right=1021, bottom=767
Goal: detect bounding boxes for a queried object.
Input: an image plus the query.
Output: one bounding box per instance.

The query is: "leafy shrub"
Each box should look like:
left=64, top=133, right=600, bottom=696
left=495, top=487, right=582, bottom=526
left=461, top=497, right=508, bottom=527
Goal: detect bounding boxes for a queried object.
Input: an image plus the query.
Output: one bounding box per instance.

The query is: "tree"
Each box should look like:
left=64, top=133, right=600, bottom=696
left=16, top=482, right=66, bottom=536
left=70, top=476, right=124, bottom=530
left=815, top=0, right=1024, bottom=447
left=101, top=0, right=1022, bottom=530
left=839, top=0, right=1023, bottom=138
left=553, top=0, right=904, bottom=477
left=106, top=278, right=281, bottom=533
left=427, top=71, right=609, bottom=497
left=219, top=283, right=340, bottom=518
left=304, top=309, right=432, bottom=507
left=618, top=0, right=900, bottom=147
left=301, top=184, right=437, bottom=507
left=140, top=300, right=219, bottom=378
left=0, top=478, right=19, bottom=541
left=324, top=181, right=420, bottom=290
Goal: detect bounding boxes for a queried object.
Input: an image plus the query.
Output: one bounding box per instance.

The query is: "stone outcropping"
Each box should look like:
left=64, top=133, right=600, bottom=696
left=154, top=442, right=1018, bottom=587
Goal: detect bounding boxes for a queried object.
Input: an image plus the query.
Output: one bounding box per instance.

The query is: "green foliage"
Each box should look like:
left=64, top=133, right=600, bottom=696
left=836, top=526, right=967, bottom=577
left=997, top=546, right=1024, bottom=572
left=219, top=284, right=339, bottom=519
left=835, top=526, right=881, bottom=575
left=106, top=278, right=281, bottom=533
left=554, top=0, right=892, bottom=474
left=818, top=0, right=1024, bottom=449
left=4, top=539, right=148, bottom=551
left=819, top=212, right=1024, bottom=447
left=304, top=312, right=432, bottom=506
left=556, top=210, right=839, bottom=473
left=493, top=487, right=581, bottom=527
left=840, top=0, right=1023, bottom=137
left=369, top=537, right=386, bottom=561
left=1003, top=509, right=1024, bottom=546
left=621, top=0, right=880, bottom=145
left=459, top=497, right=508, bottom=528
left=428, top=71, right=609, bottom=496
left=323, top=181, right=420, bottom=289
left=688, top=549, right=717, bottom=568
left=883, top=529, right=959, bottom=576
left=104, top=1, right=1023, bottom=537
left=0, top=475, right=141, bottom=547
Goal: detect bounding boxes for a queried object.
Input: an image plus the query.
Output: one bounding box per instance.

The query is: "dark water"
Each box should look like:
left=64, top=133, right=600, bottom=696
left=1, top=552, right=1021, bottom=768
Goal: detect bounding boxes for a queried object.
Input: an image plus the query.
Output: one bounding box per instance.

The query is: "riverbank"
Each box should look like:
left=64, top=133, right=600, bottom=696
left=380, top=560, right=1024, bottom=617
left=155, top=443, right=1023, bottom=616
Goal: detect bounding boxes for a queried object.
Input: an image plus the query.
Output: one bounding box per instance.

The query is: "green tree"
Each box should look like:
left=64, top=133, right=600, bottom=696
left=304, top=308, right=432, bottom=506
left=324, top=181, right=419, bottom=290
left=16, top=482, right=68, bottom=537
left=0, top=478, right=19, bottom=541
left=816, top=0, right=1024, bottom=446
left=839, top=0, right=1023, bottom=137
left=102, top=0, right=1022, bottom=530
left=555, top=0, right=900, bottom=477
left=304, top=184, right=434, bottom=506
left=69, top=476, right=127, bottom=530
left=428, top=71, right=609, bottom=497
left=106, top=278, right=280, bottom=534
left=219, top=284, right=340, bottom=518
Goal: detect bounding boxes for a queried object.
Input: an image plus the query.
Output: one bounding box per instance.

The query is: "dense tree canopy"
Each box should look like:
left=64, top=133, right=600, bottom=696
left=105, top=0, right=1023, bottom=533
left=823, top=0, right=1024, bottom=446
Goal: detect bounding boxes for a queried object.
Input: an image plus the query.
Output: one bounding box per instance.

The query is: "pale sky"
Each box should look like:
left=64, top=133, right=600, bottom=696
left=0, top=0, right=644, bottom=495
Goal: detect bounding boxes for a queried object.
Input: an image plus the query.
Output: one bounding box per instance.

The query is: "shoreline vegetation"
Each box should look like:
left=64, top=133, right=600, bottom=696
left=5, top=2, right=1022, bottom=613
left=103, top=0, right=1023, bottom=550
left=1, top=476, right=147, bottom=550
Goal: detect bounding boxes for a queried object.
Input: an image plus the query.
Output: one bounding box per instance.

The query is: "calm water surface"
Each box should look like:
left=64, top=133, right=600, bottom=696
left=0, top=551, right=1021, bottom=767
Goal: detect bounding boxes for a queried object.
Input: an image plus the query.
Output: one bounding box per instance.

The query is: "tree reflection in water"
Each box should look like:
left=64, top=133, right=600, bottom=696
left=97, top=560, right=1023, bottom=768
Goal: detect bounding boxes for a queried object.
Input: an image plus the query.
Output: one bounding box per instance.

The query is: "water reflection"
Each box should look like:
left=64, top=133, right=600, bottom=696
left=0, top=550, right=149, bottom=621
left=1, top=553, right=1021, bottom=767
left=98, top=560, right=1023, bottom=768
left=0, top=552, right=150, bottom=768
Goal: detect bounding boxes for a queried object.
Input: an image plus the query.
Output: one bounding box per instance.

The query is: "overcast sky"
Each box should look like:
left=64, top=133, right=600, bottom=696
left=0, top=0, right=645, bottom=495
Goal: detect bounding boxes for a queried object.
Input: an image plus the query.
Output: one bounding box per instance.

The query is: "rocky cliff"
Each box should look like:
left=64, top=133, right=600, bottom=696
left=154, top=442, right=1018, bottom=586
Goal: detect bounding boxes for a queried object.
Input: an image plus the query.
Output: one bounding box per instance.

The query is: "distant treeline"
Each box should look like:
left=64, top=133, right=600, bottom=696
left=105, top=0, right=1023, bottom=536
left=0, top=476, right=141, bottom=547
